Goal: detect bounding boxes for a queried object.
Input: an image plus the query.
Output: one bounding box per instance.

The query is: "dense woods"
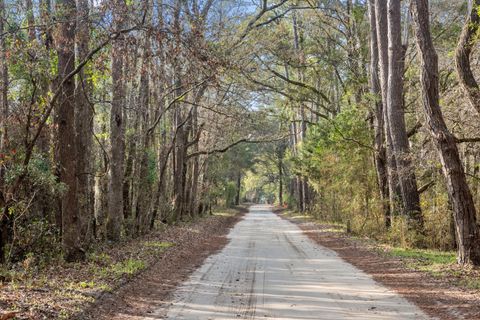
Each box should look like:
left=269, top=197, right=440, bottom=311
left=2, top=0, right=480, bottom=283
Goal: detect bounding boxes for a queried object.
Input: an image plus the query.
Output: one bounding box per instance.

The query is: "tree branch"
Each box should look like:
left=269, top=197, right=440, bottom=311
left=407, top=121, right=422, bottom=138
left=455, top=136, right=480, bottom=143
left=418, top=180, right=435, bottom=194
left=187, top=135, right=290, bottom=159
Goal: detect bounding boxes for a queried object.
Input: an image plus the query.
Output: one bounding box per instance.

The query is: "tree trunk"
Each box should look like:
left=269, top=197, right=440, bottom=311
left=150, top=132, right=170, bottom=228
left=235, top=172, right=241, bottom=206
left=75, top=0, right=94, bottom=246
left=0, top=0, right=7, bottom=153
left=368, top=0, right=391, bottom=228
left=293, top=12, right=308, bottom=212
left=375, top=0, right=403, bottom=215
left=0, top=0, right=8, bottom=263
left=387, top=0, right=422, bottom=225
left=135, top=39, right=152, bottom=234
left=123, top=133, right=135, bottom=222
left=278, top=155, right=283, bottom=205
left=172, top=0, right=187, bottom=220
left=189, top=113, right=200, bottom=216
left=40, top=0, right=53, bottom=50
left=26, top=0, right=36, bottom=42
left=455, top=0, right=480, bottom=114
left=173, top=88, right=187, bottom=219
left=55, top=0, right=84, bottom=261
left=411, top=0, right=480, bottom=266
left=106, top=0, right=126, bottom=241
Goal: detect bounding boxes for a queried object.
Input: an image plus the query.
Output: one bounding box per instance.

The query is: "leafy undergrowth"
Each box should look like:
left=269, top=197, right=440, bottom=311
left=0, top=207, right=245, bottom=320
left=278, top=207, right=480, bottom=294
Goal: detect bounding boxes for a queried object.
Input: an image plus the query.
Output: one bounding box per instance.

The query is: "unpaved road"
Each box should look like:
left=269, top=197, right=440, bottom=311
left=157, top=205, right=429, bottom=319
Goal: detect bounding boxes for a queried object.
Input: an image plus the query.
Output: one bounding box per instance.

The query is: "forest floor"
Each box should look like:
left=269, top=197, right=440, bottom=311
left=0, top=206, right=247, bottom=320
left=279, top=209, right=480, bottom=320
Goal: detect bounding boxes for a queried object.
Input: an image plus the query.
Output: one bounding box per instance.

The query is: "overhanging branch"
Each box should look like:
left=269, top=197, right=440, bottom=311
left=187, top=135, right=290, bottom=159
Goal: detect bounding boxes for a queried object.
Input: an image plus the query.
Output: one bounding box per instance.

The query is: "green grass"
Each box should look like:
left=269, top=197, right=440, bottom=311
left=143, top=241, right=175, bottom=249
left=77, top=281, right=96, bottom=289
left=87, top=252, right=112, bottom=265
left=387, top=247, right=457, bottom=275
left=460, top=278, right=480, bottom=290
left=388, top=247, right=456, bottom=265
left=110, top=259, right=146, bottom=276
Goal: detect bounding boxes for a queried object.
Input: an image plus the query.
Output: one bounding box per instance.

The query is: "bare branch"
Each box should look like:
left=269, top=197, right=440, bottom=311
left=187, top=135, right=290, bottom=159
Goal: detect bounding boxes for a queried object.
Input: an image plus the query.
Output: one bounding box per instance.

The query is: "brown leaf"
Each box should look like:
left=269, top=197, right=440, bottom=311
left=0, top=312, right=18, bottom=320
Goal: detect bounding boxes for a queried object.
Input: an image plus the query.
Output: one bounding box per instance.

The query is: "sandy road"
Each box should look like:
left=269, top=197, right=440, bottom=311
left=158, top=205, right=429, bottom=319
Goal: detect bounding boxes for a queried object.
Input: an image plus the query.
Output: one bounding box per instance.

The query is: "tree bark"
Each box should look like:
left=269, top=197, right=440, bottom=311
left=75, top=0, right=94, bottom=246
left=235, top=171, right=241, bottom=206
left=0, top=0, right=8, bottom=263
left=278, top=154, right=283, bottom=206
left=375, top=0, right=403, bottom=215
left=106, top=0, right=126, bottom=241
left=368, top=0, right=391, bottom=228
left=293, top=12, right=308, bottom=212
left=135, top=37, right=152, bottom=234
left=40, top=0, right=53, bottom=50
left=455, top=0, right=480, bottom=114
left=55, top=0, right=84, bottom=261
left=172, top=0, right=188, bottom=220
left=411, top=0, right=480, bottom=265
left=387, top=0, right=422, bottom=225
left=26, top=0, right=36, bottom=42
left=173, top=87, right=187, bottom=219
left=189, top=110, right=200, bottom=216
left=0, top=0, right=7, bottom=153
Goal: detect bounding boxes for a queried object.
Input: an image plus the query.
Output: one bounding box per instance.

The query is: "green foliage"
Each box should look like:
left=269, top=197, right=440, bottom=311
left=9, top=218, right=61, bottom=264
left=143, top=241, right=174, bottom=249
left=5, top=153, right=66, bottom=196
left=87, top=252, right=112, bottom=266
left=295, top=105, right=382, bottom=236
left=109, top=259, right=146, bottom=276
left=459, top=278, right=480, bottom=290
left=224, top=181, right=237, bottom=208
left=204, top=143, right=260, bottom=207
left=388, top=247, right=456, bottom=265
left=385, top=216, right=426, bottom=248
left=147, top=149, right=157, bottom=185
left=76, top=281, right=96, bottom=289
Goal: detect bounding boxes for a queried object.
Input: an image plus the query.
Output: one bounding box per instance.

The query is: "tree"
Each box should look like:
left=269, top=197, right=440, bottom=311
left=374, top=0, right=403, bottom=216
left=411, top=0, right=480, bottom=265
left=386, top=0, right=422, bottom=225
left=55, top=0, right=84, bottom=261
left=368, top=0, right=390, bottom=228
left=455, top=0, right=480, bottom=114
left=107, top=0, right=127, bottom=241
left=0, top=0, right=8, bottom=263
left=75, top=0, right=94, bottom=244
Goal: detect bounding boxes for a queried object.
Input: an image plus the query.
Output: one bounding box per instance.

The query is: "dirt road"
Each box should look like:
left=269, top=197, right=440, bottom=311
left=158, top=205, right=428, bottom=319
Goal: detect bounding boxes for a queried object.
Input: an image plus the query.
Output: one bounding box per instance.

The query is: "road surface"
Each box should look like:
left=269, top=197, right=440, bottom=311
left=159, top=205, right=429, bottom=319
